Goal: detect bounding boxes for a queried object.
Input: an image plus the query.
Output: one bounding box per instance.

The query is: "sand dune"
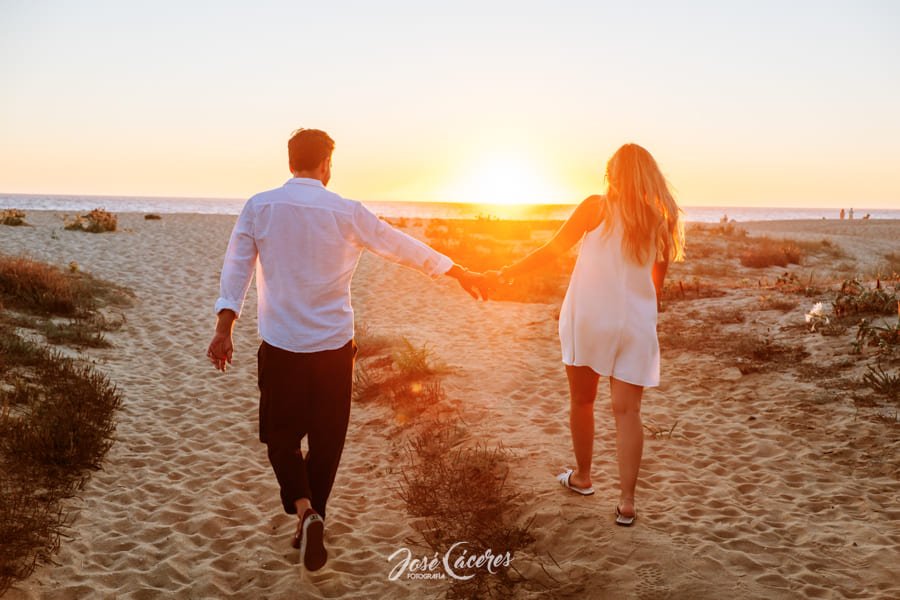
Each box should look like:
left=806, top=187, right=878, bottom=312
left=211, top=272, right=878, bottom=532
left=2, top=212, right=898, bottom=599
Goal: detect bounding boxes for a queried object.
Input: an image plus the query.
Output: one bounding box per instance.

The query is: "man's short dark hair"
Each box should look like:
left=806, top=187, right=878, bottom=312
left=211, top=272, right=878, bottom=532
left=288, top=129, right=335, bottom=172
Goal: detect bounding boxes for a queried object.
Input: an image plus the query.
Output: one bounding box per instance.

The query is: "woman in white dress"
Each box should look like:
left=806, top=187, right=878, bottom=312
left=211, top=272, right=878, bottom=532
left=489, top=144, right=684, bottom=525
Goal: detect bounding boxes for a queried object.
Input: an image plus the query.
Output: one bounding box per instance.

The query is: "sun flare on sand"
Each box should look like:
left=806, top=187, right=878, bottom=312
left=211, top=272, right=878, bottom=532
left=443, top=153, right=570, bottom=219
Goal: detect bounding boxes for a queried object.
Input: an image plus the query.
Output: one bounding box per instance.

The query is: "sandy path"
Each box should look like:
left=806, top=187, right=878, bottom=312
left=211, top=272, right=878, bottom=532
left=2, top=212, right=898, bottom=599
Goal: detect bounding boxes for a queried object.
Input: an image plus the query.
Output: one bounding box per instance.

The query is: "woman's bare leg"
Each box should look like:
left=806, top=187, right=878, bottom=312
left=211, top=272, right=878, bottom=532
left=565, top=365, right=600, bottom=489
left=609, top=377, right=644, bottom=516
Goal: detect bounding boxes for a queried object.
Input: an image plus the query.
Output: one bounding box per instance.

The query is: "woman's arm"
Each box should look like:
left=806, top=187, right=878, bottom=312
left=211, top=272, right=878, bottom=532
left=652, top=259, right=668, bottom=311
left=499, top=196, right=602, bottom=280
left=652, top=230, right=671, bottom=310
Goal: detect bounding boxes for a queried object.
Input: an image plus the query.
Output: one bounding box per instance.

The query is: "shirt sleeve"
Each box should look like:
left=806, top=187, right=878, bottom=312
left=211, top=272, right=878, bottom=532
left=350, top=202, right=453, bottom=278
left=214, top=201, right=258, bottom=318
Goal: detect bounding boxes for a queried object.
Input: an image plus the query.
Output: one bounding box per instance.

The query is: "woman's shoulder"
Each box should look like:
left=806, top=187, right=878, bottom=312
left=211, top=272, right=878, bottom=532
left=577, top=195, right=606, bottom=231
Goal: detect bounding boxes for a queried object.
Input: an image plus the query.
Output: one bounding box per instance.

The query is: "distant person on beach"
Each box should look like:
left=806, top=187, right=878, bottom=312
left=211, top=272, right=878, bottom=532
left=206, top=128, right=489, bottom=571
left=486, top=143, right=684, bottom=526
left=840, top=209, right=845, bottom=220
left=849, top=208, right=854, bottom=219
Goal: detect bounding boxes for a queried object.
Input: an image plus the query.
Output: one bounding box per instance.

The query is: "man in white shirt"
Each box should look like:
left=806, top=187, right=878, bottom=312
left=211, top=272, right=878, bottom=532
left=206, top=128, right=487, bottom=571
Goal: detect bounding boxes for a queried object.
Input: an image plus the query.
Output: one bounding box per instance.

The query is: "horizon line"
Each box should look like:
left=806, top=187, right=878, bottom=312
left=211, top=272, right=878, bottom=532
left=2, top=191, right=897, bottom=212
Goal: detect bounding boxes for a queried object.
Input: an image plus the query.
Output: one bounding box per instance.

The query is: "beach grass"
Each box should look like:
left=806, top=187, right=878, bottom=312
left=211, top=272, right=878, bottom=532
left=354, top=329, right=537, bottom=596
left=0, top=254, right=132, bottom=351
left=0, top=255, right=128, bottom=594
left=0, top=326, right=122, bottom=595
left=862, top=365, right=900, bottom=400
left=399, top=433, right=534, bottom=599
left=0, top=255, right=92, bottom=316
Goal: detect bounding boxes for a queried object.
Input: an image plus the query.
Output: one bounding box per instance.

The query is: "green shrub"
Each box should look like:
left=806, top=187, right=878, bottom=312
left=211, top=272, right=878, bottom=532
left=834, top=279, right=898, bottom=317
left=855, top=319, right=900, bottom=356
left=862, top=365, right=900, bottom=400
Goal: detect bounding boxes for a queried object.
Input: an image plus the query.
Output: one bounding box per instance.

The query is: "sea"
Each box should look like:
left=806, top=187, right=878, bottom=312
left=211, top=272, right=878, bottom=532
left=1, top=193, right=897, bottom=223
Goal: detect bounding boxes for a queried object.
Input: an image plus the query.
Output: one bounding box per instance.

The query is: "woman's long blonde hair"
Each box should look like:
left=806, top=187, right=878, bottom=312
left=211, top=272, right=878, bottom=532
left=600, top=143, right=685, bottom=264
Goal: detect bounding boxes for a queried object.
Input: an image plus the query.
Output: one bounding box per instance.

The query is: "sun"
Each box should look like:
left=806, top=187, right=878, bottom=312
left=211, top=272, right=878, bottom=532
left=443, top=154, right=567, bottom=206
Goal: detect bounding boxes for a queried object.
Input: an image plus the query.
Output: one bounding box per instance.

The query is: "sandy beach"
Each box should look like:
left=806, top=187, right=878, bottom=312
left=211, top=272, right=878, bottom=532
left=2, top=211, right=899, bottom=599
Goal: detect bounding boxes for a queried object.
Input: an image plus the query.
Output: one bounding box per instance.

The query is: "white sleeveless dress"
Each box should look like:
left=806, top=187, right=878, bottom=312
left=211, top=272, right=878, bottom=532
left=558, top=217, right=660, bottom=387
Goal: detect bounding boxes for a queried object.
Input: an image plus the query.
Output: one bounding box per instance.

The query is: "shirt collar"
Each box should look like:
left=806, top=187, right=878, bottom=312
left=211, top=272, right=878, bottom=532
left=285, top=177, right=325, bottom=188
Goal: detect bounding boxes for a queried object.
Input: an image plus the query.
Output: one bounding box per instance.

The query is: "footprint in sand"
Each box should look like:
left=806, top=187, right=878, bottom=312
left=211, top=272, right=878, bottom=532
left=635, top=563, right=672, bottom=600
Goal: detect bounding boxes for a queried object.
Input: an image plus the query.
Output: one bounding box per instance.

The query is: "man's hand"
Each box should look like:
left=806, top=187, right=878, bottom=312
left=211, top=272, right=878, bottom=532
left=463, top=271, right=493, bottom=301
left=207, top=332, right=233, bottom=371
left=447, top=265, right=493, bottom=300
left=207, top=309, right=237, bottom=372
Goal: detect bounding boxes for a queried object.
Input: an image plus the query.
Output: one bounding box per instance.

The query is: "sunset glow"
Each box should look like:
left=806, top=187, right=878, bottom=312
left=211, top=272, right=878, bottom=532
left=0, top=2, right=898, bottom=209
left=442, top=154, right=570, bottom=206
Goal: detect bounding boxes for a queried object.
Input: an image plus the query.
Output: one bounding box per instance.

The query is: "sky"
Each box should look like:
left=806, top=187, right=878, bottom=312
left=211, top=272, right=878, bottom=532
left=1, top=0, right=898, bottom=208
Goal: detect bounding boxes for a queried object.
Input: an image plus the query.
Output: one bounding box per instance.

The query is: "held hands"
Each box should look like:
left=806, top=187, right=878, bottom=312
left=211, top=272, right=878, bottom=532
left=448, top=265, right=515, bottom=301
left=448, top=265, right=493, bottom=300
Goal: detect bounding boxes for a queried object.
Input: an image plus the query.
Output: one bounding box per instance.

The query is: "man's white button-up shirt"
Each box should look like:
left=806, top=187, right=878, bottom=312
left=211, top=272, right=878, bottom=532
left=215, top=178, right=453, bottom=353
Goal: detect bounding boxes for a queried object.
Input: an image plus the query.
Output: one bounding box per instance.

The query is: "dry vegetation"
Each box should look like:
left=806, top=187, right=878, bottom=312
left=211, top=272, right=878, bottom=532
left=739, top=239, right=803, bottom=268
left=63, top=208, right=117, bottom=233
left=0, top=209, right=27, bottom=227
left=658, top=269, right=899, bottom=417
left=732, top=333, right=810, bottom=374
left=354, top=327, right=538, bottom=598
left=0, top=255, right=91, bottom=315
left=399, top=434, right=535, bottom=599
left=0, top=255, right=132, bottom=348
left=0, top=257, right=129, bottom=593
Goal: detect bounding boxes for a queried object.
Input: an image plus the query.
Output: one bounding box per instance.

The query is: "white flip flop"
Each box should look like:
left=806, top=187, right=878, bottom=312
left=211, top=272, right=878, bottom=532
left=615, top=505, right=636, bottom=526
left=557, top=468, right=594, bottom=496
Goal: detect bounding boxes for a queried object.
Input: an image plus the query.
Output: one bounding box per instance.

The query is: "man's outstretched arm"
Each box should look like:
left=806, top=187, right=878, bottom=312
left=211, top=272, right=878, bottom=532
left=349, top=202, right=491, bottom=299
